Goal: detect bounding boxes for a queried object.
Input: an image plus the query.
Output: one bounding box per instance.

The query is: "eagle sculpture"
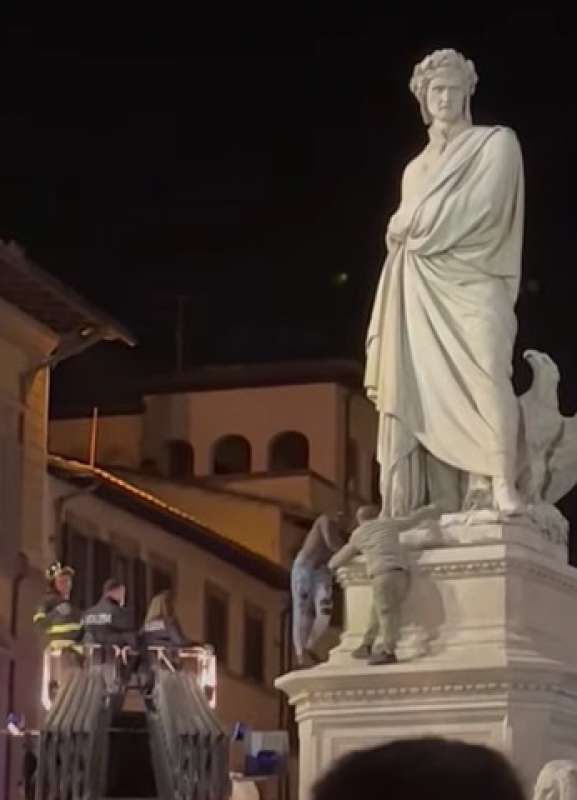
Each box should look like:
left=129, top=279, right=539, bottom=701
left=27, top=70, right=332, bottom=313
left=518, top=349, right=577, bottom=505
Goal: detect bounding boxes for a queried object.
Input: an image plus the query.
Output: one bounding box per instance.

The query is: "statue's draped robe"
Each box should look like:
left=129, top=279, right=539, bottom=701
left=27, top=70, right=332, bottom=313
left=365, top=126, right=524, bottom=515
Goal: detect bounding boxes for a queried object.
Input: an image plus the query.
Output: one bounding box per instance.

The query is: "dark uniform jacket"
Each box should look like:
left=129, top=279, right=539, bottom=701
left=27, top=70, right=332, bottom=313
left=141, top=616, right=191, bottom=647
left=32, top=591, right=83, bottom=649
left=82, top=596, right=136, bottom=647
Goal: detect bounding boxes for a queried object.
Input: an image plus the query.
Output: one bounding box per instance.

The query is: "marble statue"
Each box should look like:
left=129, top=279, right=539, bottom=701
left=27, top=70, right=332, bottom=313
left=365, top=48, right=525, bottom=518
left=328, top=505, right=439, bottom=665
left=533, top=760, right=577, bottom=800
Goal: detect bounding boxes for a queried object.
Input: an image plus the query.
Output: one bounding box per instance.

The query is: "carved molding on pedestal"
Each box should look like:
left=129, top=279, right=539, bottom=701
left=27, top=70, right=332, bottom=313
left=294, top=680, right=577, bottom=709
left=337, top=556, right=577, bottom=595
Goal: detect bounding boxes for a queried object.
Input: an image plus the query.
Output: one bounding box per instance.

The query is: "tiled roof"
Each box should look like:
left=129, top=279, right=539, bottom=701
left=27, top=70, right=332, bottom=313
left=0, top=240, right=135, bottom=344
left=48, top=456, right=290, bottom=591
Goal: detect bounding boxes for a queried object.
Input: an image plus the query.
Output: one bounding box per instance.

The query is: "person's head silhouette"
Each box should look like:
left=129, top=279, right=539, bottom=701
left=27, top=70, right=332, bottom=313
left=313, top=738, right=525, bottom=800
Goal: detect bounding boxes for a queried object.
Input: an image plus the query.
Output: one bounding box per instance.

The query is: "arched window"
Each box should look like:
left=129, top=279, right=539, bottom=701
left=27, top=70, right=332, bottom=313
left=167, top=439, right=195, bottom=480
left=212, top=435, right=252, bottom=475
left=268, top=431, right=310, bottom=471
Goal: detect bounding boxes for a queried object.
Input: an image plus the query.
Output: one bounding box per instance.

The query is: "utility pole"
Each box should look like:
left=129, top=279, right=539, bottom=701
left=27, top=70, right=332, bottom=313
left=89, top=406, right=99, bottom=466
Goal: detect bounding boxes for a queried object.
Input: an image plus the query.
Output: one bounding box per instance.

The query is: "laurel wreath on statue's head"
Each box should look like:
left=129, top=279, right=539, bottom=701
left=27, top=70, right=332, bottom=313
left=410, top=49, right=478, bottom=102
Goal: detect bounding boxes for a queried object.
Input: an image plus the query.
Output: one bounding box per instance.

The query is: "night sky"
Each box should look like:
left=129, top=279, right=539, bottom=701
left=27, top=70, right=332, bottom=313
left=1, top=14, right=576, bottom=407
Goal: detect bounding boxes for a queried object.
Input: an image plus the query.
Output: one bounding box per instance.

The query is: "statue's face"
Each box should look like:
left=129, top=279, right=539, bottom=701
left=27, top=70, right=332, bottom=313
left=426, top=68, right=467, bottom=124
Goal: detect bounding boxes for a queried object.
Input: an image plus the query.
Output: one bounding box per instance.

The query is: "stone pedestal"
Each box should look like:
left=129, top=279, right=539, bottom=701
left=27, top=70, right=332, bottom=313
left=276, top=519, right=577, bottom=799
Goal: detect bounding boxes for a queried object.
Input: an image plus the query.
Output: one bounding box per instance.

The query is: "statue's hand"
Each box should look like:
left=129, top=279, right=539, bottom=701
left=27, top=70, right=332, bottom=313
left=386, top=211, right=408, bottom=253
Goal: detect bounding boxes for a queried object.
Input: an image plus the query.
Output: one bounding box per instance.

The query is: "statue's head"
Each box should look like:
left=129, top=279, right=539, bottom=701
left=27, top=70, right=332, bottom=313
left=355, top=505, right=380, bottom=525
left=533, top=760, right=577, bottom=800
left=524, top=349, right=561, bottom=388
left=410, top=49, right=478, bottom=126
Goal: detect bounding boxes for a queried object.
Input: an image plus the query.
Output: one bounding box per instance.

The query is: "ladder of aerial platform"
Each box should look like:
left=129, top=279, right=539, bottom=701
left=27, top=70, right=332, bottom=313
left=35, top=644, right=228, bottom=800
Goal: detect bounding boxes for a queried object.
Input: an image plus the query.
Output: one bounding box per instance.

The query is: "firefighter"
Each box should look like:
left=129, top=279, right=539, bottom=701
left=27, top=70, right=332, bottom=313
left=33, top=561, right=83, bottom=707
left=32, top=562, right=83, bottom=652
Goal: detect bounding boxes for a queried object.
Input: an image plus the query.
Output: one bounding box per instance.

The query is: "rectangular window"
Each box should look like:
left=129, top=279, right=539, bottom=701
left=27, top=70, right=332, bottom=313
left=148, top=553, right=176, bottom=604
left=134, top=558, right=148, bottom=627
left=63, top=527, right=90, bottom=609
left=152, top=566, right=173, bottom=597
left=243, top=604, right=265, bottom=684
left=204, top=583, right=229, bottom=666
left=0, top=402, right=22, bottom=565
left=92, top=539, right=112, bottom=604
left=110, top=533, right=144, bottom=624
left=113, top=551, right=135, bottom=623
left=114, top=553, right=131, bottom=589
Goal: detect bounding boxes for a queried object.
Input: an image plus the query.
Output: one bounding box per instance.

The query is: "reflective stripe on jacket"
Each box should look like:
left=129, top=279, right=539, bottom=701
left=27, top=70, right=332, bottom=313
left=33, top=591, right=83, bottom=644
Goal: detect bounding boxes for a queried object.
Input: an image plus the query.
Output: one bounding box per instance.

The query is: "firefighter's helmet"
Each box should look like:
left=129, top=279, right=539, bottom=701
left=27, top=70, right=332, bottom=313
left=45, top=561, right=75, bottom=582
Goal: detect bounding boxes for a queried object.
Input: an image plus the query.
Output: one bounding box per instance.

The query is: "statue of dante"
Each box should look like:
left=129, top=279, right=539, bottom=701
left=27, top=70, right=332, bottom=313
left=365, top=49, right=525, bottom=517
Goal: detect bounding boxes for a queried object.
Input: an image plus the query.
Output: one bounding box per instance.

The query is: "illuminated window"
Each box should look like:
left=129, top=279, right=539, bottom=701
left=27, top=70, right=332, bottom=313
left=212, top=435, right=251, bottom=475
left=268, top=431, right=309, bottom=471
